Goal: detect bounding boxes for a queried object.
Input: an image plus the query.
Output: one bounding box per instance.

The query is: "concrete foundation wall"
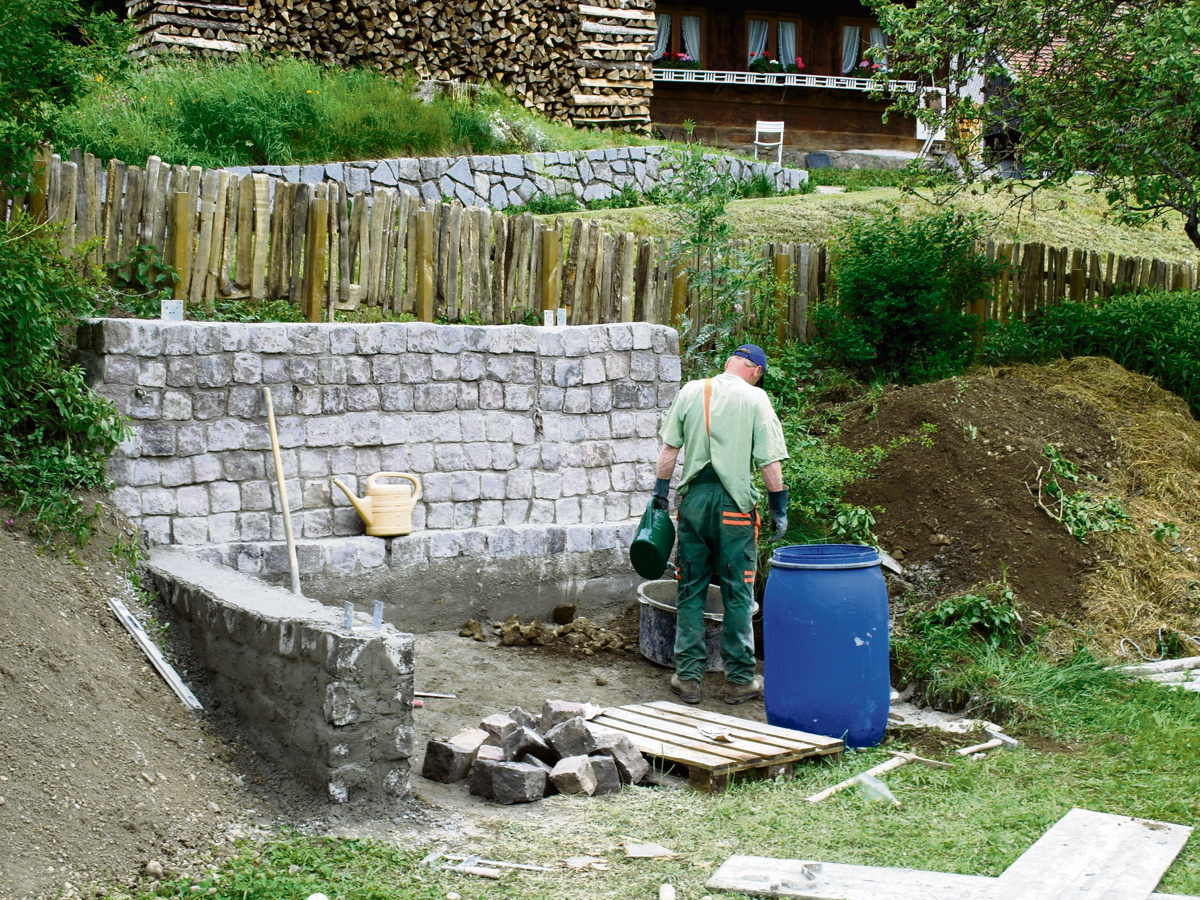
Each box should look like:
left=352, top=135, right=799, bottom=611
left=143, top=548, right=416, bottom=804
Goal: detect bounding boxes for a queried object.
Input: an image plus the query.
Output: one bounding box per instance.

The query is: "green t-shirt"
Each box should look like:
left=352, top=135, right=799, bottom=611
left=659, top=373, right=789, bottom=512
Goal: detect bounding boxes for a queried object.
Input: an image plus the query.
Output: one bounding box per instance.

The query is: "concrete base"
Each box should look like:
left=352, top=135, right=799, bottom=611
left=191, top=525, right=643, bottom=633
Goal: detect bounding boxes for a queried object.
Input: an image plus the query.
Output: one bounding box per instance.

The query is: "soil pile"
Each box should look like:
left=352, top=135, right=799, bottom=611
left=837, top=358, right=1200, bottom=651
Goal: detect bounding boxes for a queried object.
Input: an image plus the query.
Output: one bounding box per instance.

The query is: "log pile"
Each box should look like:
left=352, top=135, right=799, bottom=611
left=126, top=0, right=653, bottom=129
left=572, top=0, right=655, bottom=130
left=127, top=0, right=250, bottom=57
left=245, top=0, right=582, bottom=123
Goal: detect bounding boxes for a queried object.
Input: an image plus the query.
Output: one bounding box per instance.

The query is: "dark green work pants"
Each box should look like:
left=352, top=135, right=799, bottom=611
left=675, top=467, right=758, bottom=684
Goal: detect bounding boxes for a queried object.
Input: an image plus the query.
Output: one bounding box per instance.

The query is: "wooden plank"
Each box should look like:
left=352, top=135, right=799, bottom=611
left=445, top=200, right=462, bottom=319
left=290, top=182, right=311, bottom=301
left=993, top=808, right=1192, bottom=899
left=589, top=716, right=746, bottom=769
left=416, top=207, right=435, bottom=322
left=335, top=184, right=351, bottom=306
left=103, top=158, right=124, bottom=267
left=250, top=174, right=270, bottom=300
left=190, top=168, right=221, bottom=310
left=596, top=708, right=775, bottom=762
left=391, top=190, right=411, bottom=312
left=169, top=191, right=191, bottom=298
left=204, top=170, right=232, bottom=305
left=491, top=211, right=509, bottom=322
left=57, top=161, right=78, bottom=252
left=578, top=4, right=655, bottom=21
left=542, top=224, right=562, bottom=312
left=638, top=702, right=844, bottom=752
left=117, top=165, right=144, bottom=281
left=304, top=185, right=329, bottom=322
left=217, top=173, right=239, bottom=296
left=707, top=856, right=997, bottom=900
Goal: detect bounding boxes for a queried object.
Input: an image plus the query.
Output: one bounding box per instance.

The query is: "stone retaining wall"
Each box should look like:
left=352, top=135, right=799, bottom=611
left=223, top=146, right=808, bottom=210
left=78, top=320, right=679, bottom=627
left=143, top=548, right=415, bottom=804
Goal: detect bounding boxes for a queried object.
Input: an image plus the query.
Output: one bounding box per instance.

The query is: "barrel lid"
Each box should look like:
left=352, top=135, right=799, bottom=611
left=770, top=543, right=881, bottom=570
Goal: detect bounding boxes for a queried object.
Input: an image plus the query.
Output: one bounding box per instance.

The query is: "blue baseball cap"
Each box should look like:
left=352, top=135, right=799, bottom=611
left=732, top=344, right=768, bottom=385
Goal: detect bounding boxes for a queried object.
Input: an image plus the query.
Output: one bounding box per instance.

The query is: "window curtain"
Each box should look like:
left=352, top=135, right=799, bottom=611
left=681, top=14, right=702, bottom=63
left=869, top=26, right=889, bottom=68
left=777, top=21, right=797, bottom=69
left=653, top=13, right=671, bottom=60
left=841, top=25, right=861, bottom=74
left=747, top=18, right=769, bottom=66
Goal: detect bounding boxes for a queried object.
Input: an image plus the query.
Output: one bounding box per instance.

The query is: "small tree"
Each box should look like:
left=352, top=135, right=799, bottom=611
left=0, top=0, right=128, bottom=188
left=871, top=0, right=1200, bottom=251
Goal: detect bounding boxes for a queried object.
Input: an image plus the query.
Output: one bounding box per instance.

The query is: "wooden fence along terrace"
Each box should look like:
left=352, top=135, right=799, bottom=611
left=10, top=148, right=1200, bottom=335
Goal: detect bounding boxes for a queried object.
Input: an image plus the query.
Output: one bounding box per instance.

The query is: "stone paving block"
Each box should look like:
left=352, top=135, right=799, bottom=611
left=421, top=739, right=475, bottom=784
left=545, top=716, right=598, bottom=759
left=540, top=699, right=586, bottom=733
left=549, top=755, right=597, bottom=796
left=588, top=727, right=650, bottom=785
left=589, top=755, right=622, bottom=796
left=490, top=761, right=548, bottom=804
left=481, top=713, right=520, bottom=747
left=467, top=757, right=500, bottom=800
left=502, top=726, right=557, bottom=766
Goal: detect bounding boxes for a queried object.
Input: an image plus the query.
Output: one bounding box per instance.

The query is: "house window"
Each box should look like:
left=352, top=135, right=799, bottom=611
left=653, top=8, right=704, bottom=66
left=840, top=21, right=888, bottom=75
left=746, top=16, right=802, bottom=72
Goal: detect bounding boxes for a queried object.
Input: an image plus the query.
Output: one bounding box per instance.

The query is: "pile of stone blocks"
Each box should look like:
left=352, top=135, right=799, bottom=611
left=421, top=699, right=651, bottom=804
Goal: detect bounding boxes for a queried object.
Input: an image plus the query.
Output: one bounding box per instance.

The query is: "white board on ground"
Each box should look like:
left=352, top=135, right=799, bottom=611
left=993, top=807, right=1193, bottom=899
left=706, top=857, right=1199, bottom=900
left=706, top=857, right=996, bottom=900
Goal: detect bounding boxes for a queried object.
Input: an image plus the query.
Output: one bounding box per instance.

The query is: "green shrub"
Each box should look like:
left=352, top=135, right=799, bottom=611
left=55, top=57, right=550, bottom=168
left=0, top=218, right=129, bottom=542
left=814, top=209, right=994, bottom=382
left=981, top=291, right=1200, bottom=416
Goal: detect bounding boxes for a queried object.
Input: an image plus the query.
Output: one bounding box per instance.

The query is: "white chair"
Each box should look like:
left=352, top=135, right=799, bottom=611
left=753, top=120, right=785, bottom=165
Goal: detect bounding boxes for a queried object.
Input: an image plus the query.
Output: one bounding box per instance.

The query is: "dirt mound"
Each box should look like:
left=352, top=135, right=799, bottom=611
left=0, top=505, right=261, bottom=900
left=837, top=359, right=1200, bottom=652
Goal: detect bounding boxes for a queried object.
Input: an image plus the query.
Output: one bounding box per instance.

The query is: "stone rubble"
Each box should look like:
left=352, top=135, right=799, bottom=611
left=421, top=699, right=653, bottom=804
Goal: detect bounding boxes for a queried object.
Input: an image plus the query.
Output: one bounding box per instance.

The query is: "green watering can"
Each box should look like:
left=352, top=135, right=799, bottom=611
left=629, top=499, right=676, bottom=580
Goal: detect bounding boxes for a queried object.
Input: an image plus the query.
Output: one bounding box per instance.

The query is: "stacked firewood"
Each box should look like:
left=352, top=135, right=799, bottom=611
left=127, top=0, right=654, bottom=130
left=572, top=0, right=655, bottom=130
left=245, top=0, right=582, bottom=123
left=128, top=0, right=251, bottom=57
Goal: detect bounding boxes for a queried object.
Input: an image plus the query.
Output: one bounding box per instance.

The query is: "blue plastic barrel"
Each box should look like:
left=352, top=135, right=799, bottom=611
left=763, top=544, right=890, bottom=747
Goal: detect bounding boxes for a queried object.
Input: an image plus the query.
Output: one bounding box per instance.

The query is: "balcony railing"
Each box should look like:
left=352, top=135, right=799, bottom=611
left=652, top=68, right=917, bottom=93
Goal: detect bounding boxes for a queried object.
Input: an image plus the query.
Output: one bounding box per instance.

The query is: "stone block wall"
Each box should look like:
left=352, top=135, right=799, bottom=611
left=78, top=320, right=679, bottom=625
left=224, top=147, right=808, bottom=211
left=143, top=547, right=415, bottom=803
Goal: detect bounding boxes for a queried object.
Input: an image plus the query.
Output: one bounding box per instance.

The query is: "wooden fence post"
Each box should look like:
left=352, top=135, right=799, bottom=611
left=541, top=225, right=562, bottom=314
left=304, top=186, right=329, bottom=322
left=417, top=207, right=435, bottom=322
left=670, top=265, right=688, bottom=330
left=774, top=252, right=790, bottom=345
left=169, top=191, right=191, bottom=299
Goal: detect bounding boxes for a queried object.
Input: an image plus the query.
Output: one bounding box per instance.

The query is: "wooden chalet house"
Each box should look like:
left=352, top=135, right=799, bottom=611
left=650, top=1, right=924, bottom=153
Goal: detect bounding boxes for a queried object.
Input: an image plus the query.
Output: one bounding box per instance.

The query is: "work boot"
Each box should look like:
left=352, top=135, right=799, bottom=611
left=670, top=674, right=702, bottom=704
left=724, top=675, right=764, bottom=705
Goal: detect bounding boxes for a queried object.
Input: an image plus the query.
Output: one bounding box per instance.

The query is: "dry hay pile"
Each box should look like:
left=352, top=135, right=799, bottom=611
left=1006, top=358, right=1200, bottom=659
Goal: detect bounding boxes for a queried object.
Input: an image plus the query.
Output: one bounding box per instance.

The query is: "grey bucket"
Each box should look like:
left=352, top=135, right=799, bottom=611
left=637, top=579, right=759, bottom=673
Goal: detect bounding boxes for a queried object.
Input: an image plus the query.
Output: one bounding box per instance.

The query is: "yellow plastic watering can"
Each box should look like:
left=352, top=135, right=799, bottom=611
left=332, top=472, right=422, bottom=537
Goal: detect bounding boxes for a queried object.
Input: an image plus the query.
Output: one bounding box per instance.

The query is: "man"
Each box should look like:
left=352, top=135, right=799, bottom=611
left=652, top=344, right=789, bottom=705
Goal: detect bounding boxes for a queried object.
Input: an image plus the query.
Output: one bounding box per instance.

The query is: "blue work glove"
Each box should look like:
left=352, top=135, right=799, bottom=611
left=767, top=488, right=789, bottom=541
left=652, top=477, right=671, bottom=511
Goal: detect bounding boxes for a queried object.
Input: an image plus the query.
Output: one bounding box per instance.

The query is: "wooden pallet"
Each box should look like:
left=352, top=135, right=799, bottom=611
left=591, top=700, right=843, bottom=792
